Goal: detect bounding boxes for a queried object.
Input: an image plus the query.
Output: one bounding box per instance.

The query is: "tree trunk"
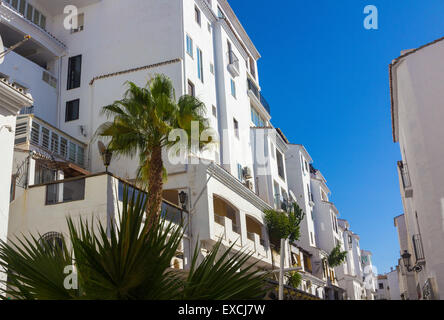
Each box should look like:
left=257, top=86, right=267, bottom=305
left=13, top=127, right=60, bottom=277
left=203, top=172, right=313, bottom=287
left=146, top=145, right=164, bottom=228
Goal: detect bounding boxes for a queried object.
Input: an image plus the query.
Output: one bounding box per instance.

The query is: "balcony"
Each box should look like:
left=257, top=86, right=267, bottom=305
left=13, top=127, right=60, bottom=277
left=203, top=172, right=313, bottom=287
left=226, top=50, right=239, bottom=77
left=14, top=115, right=87, bottom=168
left=397, top=161, right=413, bottom=198
left=0, top=0, right=66, bottom=67
left=247, top=78, right=271, bottom=115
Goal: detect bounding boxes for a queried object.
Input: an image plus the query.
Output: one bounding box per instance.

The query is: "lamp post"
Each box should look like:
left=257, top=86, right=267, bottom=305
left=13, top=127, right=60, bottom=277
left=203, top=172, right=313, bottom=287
left=401, top=250, right=422, bottom=272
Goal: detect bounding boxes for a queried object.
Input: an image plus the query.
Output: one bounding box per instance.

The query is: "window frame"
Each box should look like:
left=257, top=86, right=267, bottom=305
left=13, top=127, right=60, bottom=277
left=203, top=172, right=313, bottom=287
left=65, top=99, right=80, bottom=122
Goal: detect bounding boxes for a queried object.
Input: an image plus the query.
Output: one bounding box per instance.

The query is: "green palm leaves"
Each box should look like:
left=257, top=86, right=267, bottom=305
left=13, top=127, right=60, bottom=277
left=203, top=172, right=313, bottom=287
left=0, top=188, right=267, bottom=300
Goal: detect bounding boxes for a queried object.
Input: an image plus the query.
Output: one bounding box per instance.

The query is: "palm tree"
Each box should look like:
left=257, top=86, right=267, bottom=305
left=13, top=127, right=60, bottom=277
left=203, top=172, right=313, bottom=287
left=96, top=74, right=212, bottom=224
left=0, top=188, right=268, bottom=300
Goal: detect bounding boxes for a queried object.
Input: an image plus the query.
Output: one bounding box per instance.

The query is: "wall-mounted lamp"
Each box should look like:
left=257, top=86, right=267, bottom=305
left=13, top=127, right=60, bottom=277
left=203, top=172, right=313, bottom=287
left=401, top=250, right=422, bottom=273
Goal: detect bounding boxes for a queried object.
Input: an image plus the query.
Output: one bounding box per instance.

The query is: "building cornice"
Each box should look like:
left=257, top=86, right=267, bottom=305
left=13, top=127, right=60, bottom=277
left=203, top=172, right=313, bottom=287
left=0, top=79, right=33, bottom=115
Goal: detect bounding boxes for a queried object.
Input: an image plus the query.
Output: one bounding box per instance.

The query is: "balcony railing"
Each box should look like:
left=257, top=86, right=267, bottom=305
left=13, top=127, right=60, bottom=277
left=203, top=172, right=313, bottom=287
left=412, top=234, right=425, bottom=263
left=247, top=78, right=271, bottom=115
left=227, top=50, right=239, bottom=77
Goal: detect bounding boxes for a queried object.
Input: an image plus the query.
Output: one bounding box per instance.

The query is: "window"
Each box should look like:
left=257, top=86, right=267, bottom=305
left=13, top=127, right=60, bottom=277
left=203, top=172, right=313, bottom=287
left=31, top=121, right=40, bottom=145
left=77, top=146, right=85, bottom=167
left=237, top=163, right=243, bottom=181
left=68, top=142, right=77, bottom=162
left=186, top=35, right=193, bottom=57
left=276, top=149, right=285, bottom=180
left=40, top=232, right=63, bottom=252
left=11, top=0, right=19, bottom=10
left=19, top=0, right=26, bottom=15
left=71, top=13, right=84, bottom=33
left=40, top=15, right=46, bottom=29
left=65, top=99, right=80, bottom=122
left=233, top=118, right=239, bottom=138
left=310, top=232, right=314, bottom=244
left=249, top=57, right=256, bottom=79
left=210, top=63, right=214, bottom=74
left=26, top=3, right=33, bottom=21
left=33, top=8, right=40, bottom=25
left=230, top=79, right=236, bottom=98
left=35, top=162, right=56, bottom=185
left=197, top=48, right=203, bottom=82
left=212, top=105, right=217, bottom=117
left=251, top=106, right=265, bottom=127
left=67, top=55, right=82, bottom=90
left=379, top=283, right=384, bottom=289
left=195, top=6, right=201, bottom=26
left=60, top=138, right=68, bottom=158
left=41, top=127, right=50, bottom=149
left=50, top=133, right=59, bottom=154
left=307, top=184, right=313, bottom=201
left=187, top=80, right=195, bottom=97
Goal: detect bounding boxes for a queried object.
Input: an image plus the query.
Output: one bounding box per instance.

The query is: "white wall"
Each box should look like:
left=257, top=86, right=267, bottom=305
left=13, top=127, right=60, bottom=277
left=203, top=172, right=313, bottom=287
left=0, top=51, right=58, bottom=125
left=393, top=39, right=444, bottom=298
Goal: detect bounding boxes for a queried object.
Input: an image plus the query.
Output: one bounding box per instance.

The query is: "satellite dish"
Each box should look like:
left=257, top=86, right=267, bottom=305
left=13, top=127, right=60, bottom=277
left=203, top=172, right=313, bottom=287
left=0, top=35, right=5, bottom=64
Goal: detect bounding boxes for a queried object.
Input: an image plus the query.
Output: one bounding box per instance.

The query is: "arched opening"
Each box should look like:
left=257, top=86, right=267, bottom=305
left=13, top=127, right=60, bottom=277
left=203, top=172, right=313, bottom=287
left=213, top=195, right=240, bottom=234
left=245, top=215, right=265, bottom=245
left=39, top=231, right=63, bottom=253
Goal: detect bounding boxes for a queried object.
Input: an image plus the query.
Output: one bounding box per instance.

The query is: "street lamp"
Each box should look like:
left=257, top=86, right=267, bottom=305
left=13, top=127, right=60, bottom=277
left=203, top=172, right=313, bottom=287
left=401, top=250, right=422, bottom=272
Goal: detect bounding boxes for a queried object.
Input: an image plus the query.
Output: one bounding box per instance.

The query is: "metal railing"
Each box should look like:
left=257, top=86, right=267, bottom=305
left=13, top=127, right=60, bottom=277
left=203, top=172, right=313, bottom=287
left=247, top=78, right=271, bottom=115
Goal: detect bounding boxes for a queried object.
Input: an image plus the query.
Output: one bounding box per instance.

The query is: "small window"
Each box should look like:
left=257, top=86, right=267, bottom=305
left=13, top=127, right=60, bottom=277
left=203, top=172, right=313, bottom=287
left=71, top=13, right=84, bottom=33
left=19, top=0, right=26, bottom=15
left=233, top=118, right=239, bottom=138
left=41, top=127, right=50, bottom=149
left=67, top=55, right=82, bottom=90
left=379, top=283, right=384, bottom=289
left=195, top=6, right=201, bottom=26
left=197, top=48, right=203, bottom=82
left=212, top=105, right=217, bottom=117
left=237, top=163, right=243, bottom=181
left=186, top=35, right=193, bottom=57
left=11, top=0, right=19, bottom=10
left=210, top=63, right=214, bottom=74
left=26, top=3, right=33, bottom=21
left=187, top=80, right=195, bottom=97
left=33, top=9, right=40, bottom=25
left=50, top=133, right=59, bottom=154
left=276, top=149, right=285, bottom=181
left=60, top=138, right=68, bottom=158
left=230, top=79, right=236, bottom=98
left=40, top=232, right=63, bottom=252
left=65, top=99, right=80, bottom=122
left=68, top=142, right=77, bottom=162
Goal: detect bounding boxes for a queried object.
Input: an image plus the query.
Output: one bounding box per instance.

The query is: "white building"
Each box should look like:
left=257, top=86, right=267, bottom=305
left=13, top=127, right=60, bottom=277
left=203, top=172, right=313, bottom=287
left=390, top=35, right=444, bottom=299
left=1, top=0, right=377, bottom=300
left=0, top=70, right=33, bottom=289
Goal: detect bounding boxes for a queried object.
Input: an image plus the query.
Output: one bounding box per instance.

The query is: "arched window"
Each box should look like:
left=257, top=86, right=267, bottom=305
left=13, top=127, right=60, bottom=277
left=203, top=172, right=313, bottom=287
left=40, top=231, right=63, bottom=252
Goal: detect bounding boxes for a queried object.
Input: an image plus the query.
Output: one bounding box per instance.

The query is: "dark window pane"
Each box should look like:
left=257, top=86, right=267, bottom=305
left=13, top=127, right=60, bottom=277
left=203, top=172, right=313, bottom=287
left=65, top=99, right=79, bottom=122
left=67, top=55, right=82, bottom=90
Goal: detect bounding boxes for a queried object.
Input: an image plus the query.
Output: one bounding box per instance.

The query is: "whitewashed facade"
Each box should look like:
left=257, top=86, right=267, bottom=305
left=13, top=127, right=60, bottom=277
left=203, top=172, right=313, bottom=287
left=390, top=36, right=444, bottom=300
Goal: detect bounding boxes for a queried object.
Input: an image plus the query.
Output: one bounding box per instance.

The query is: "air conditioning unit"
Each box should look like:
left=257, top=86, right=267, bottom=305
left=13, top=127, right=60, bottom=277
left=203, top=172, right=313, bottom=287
left=243, top=166, right=252, bottom=179
left=245, top=180, right=254, bottom=191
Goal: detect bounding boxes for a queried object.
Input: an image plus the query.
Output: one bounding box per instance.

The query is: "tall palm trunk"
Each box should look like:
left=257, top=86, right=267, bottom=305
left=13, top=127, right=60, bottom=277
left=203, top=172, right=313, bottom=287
left=146, top=145, right=164, bottom=227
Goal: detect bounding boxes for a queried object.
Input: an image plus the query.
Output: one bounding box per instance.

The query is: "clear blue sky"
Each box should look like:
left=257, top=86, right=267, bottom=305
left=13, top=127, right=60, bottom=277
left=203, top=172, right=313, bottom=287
left=229, top=0, right=444, bottom=274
